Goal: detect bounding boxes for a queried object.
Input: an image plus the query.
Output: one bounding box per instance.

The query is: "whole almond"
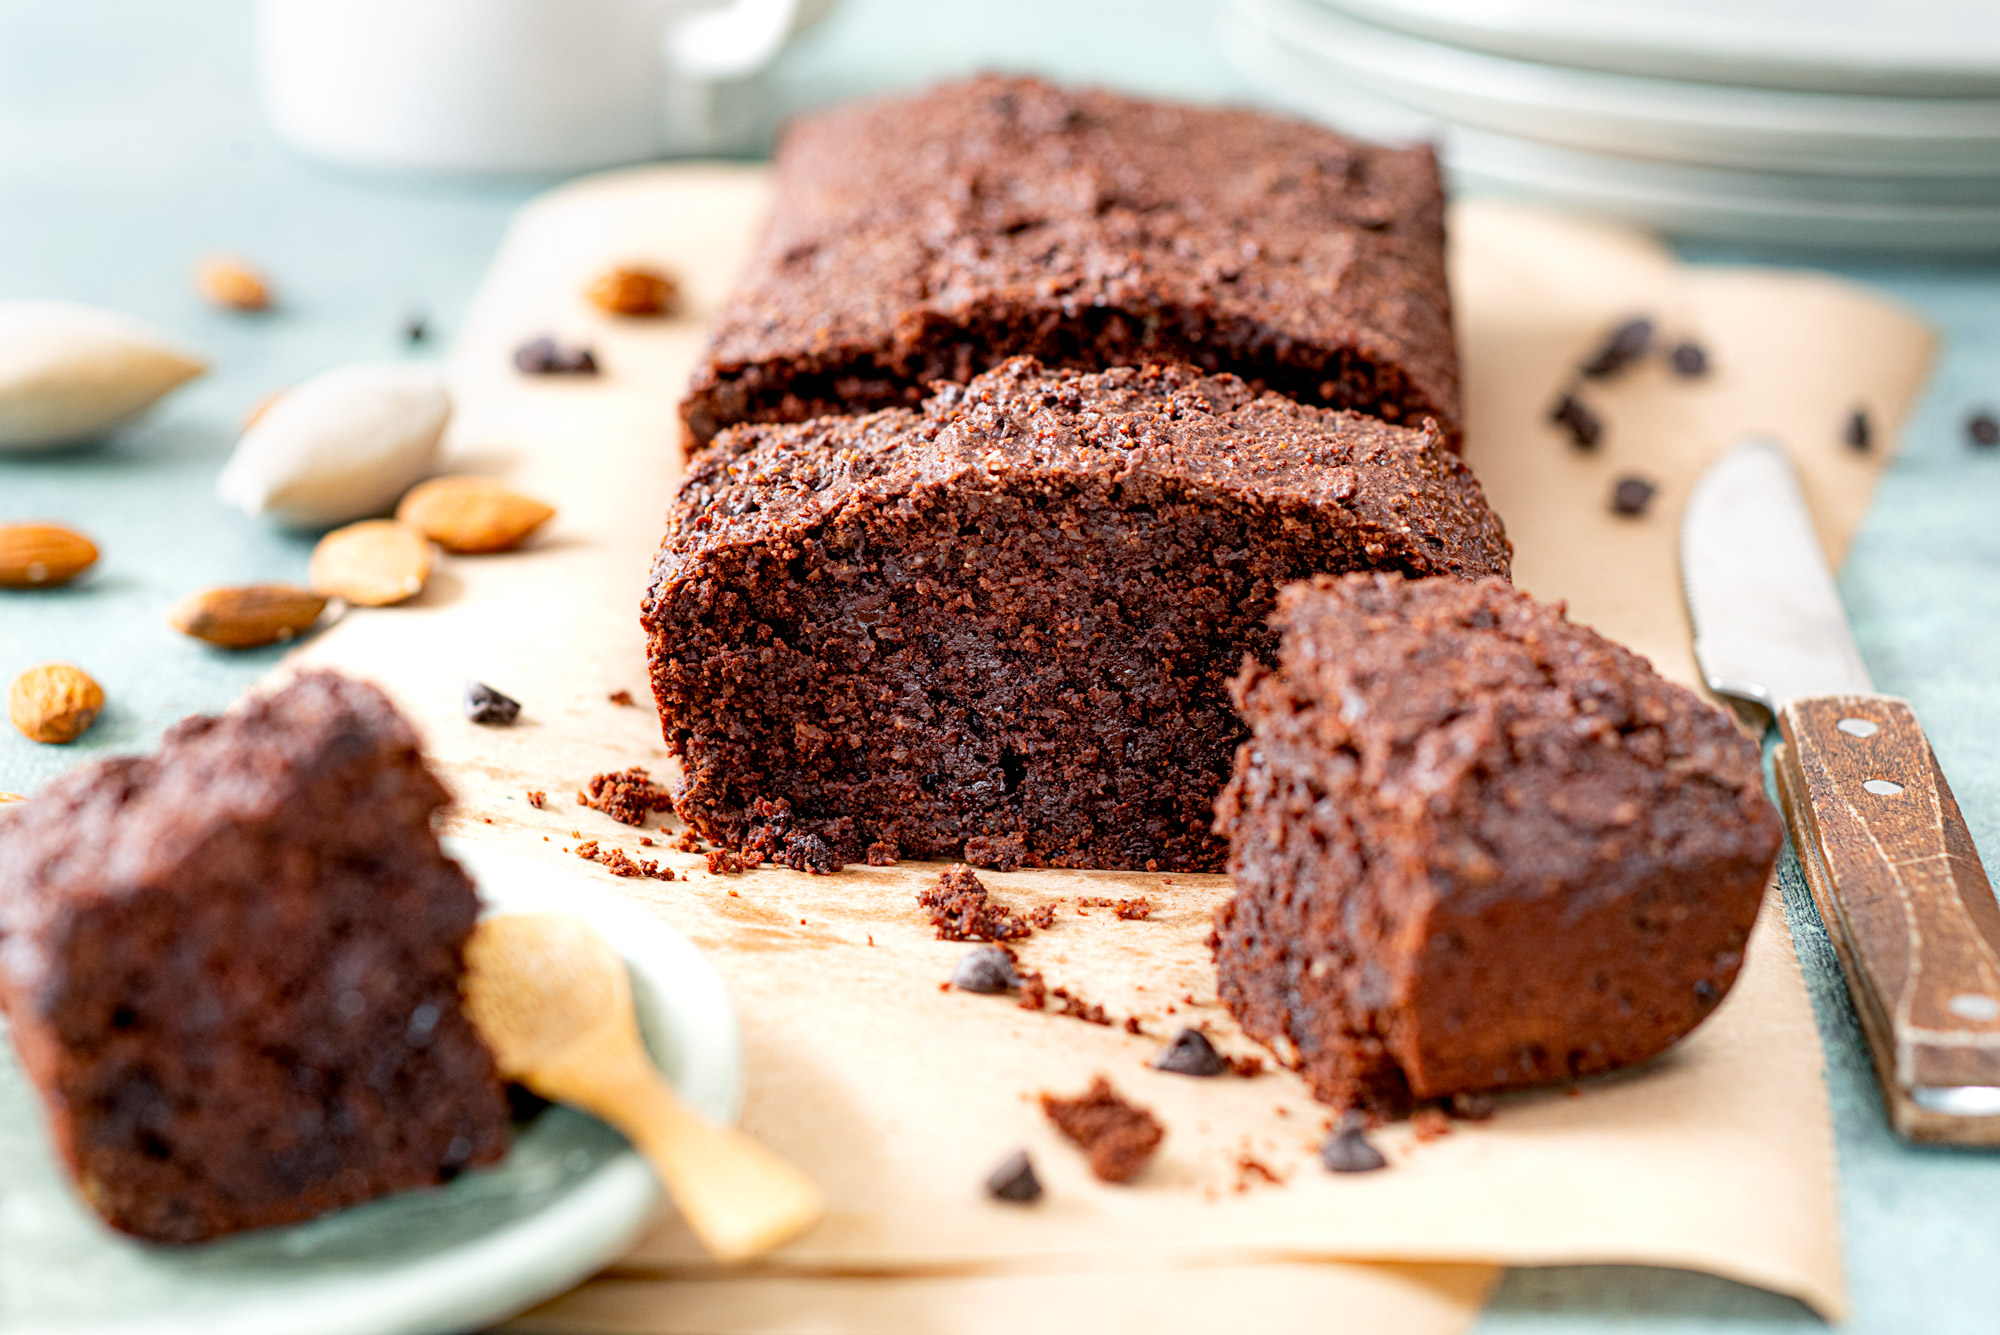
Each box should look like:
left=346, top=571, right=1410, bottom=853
left=196, top=256, right=272, bottom=311
left=9, top=663, right=104, bottom=744
left=586, top=265, right=680, bottom=318
left=168, top=584, right=327, bottom=648
left=310, top=519, right=432, bottom=606
left=0, top=521, right=98, bottom=587
left=397, top=475, right=555, bottom=554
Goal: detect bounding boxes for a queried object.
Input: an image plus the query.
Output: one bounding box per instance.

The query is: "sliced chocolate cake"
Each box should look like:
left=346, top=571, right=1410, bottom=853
left=1213, top=574, right=1783, bottom=1114
left=644, top=358, right=1510, bottom=874
left=680, top=75, right=1461, bottom=451
left=0, top=671, right=509, bottom=1243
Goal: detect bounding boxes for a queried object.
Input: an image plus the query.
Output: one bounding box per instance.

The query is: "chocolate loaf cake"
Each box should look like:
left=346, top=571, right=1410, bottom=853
left=645, top=358, right=1509, bottom=874
left=1213, top=575, right=1782, bottom=1114
left=0, top=671, right=508, bottom=1243
left=681, top=76, right=1460, bottom=451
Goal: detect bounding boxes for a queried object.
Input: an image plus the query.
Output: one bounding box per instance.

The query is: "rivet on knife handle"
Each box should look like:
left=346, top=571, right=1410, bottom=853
left=1775, top=694, right=2000, bottom=1142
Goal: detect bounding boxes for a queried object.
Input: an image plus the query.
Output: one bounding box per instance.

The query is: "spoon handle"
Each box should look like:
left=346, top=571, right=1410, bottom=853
left=589, top=1060, right=824, bottom=1262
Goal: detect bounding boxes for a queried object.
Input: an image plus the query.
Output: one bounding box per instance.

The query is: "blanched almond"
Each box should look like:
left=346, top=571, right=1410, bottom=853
left=0, top=792, right=24, bottom=804
left=9, top=663, right=104, bottom=744
left=197, top=256, right=272, bottom=311
left=586, top=265, right=680, bottom=318
left=396, top=475, right=554, bottom=554
left=168, top=584, right=327, bottom=648
left=0, top=521, right=98, bottom=587
left=310, top=520, right=431, bottom=606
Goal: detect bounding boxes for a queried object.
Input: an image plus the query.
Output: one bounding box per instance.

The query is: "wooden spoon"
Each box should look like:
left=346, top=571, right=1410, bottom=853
left=463, top=911, right=822, bottom=1261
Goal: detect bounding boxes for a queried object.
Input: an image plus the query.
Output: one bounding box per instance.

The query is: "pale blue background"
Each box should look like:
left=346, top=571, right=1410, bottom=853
left=2, top=2, right=1997, bottom=1331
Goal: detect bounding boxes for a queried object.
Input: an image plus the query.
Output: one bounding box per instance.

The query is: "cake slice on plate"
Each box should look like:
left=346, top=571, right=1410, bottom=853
left=0, top=670, right=509, bottom=1243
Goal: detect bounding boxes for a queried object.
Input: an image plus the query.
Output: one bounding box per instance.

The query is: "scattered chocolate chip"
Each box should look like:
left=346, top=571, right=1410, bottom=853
left=1320, top=1113, right=1387, bottom=1174
left=1549, top=391, right=1603, bottom=450
left=403, top=311, right=429, bottom=344
left=1152, top=1027, right=1228, bottom=1077
left=1580, top=317, right=1653, bottom=378
left=1844, top=407, right=1872, bottom=452
left=952, top=946, right=1020, bottom=994
left=1449, top=1091, right=1496, bottom=1121
left=1610, top=475, right=1656, bottom=517
left=1967, top=412, right=1999, bottom=448
left=464, top=680, right=521, bottom=725
left=984, top=1149, right=1043, bottom=1204
left=1668, top=341, right=1708, bottom=377
left=514, top=336, right=600, bottom=376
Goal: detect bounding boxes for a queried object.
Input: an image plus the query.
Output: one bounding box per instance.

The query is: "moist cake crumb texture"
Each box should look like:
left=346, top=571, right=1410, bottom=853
left=1212, top=574, right=1782, bottom=1116
left=647, top=357, right=1509, bottom=873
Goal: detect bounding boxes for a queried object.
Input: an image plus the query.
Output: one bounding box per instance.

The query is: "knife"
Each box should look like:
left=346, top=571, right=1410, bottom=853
left=1682, top=437, right=2000, bottom=1143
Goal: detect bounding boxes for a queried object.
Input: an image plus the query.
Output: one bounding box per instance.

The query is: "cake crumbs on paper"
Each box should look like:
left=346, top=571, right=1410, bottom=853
left=607, top=689, right=636, bottom=706
left=918, top=865, right=1031, bottom=942
left=1411, top=1108, right=1452, bottom=1142
left=573, top=839, right=676, bottom=882
left=1232, top=1152, right=1287, bottom=1193
left=577, top=767, right=674, bottom=826
left=526, top=790, right=546, bottom=808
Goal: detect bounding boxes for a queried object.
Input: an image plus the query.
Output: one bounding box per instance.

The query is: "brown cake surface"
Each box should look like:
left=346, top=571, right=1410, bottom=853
left=0, top=671, right=508, bottom=1243
left=1213, top=574, right=1783, bottom=1115
left=645, top=358, right=1509, bottom=874
left=681, top=75, right=1459, bottom=450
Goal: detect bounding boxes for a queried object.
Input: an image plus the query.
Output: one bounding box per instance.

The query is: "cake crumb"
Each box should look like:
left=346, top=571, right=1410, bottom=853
left=1040, top=1076, right=1163, bottom=1184
left=1233, top=1153, right=1286, bottom=1192
left=578, top=767, right=674, bottom=826
left=918, top=865, right=1031, bottom=942
left=526, top=790, right=546, bottom=808
left=1411, top=1108, right=1452, bottom=1142
left=575, top=840, right=675, bottom=881
left=608, top=689, right=636, bottom=706
left=963, top=832, right=1027, bottom=872
left=705, top=848, right=758, bottom=875
left=1078, top=895, right=1152, bottom=920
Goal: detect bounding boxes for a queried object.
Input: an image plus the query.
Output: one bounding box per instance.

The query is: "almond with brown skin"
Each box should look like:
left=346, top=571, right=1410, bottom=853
left=196, top=256, right=272, bottom=311
left=9, top=663, right=104, bottom=744
left=586, top=265, right=680, bottom=318
left=310, top=519, right=431, bottom=606
left=396, top=475, right=555, bottom=554
left=168, top=584, right=327, bottom=648
left=0, top=522, right=98, bottom=587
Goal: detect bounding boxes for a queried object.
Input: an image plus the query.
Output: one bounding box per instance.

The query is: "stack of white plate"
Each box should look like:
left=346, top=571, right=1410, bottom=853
left=1217, top=0, right=2000, bottom=252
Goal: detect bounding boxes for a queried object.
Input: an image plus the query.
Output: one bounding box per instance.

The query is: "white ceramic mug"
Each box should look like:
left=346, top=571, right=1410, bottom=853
left=258, top=0, right=836, bottom=174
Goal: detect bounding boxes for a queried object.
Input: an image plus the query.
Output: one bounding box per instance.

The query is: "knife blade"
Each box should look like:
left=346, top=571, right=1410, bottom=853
left=1682, top=437, right=2000, bottom=1143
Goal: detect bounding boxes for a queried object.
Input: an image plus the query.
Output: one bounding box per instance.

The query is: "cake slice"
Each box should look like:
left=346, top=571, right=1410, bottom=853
left=644, top=358, right=1510, bottom=874
left=1213, top=574, right=1783, bottom=1114
left=0, top=670, right=509, bottom=1243
left=680, top=76, right=1460, bottom=452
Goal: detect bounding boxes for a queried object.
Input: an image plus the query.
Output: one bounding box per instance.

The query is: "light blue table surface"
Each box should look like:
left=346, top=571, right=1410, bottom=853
left=3, top=3, right=1998, bottom=1331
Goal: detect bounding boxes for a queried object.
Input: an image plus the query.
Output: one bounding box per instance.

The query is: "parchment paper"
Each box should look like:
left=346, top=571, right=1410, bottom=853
left=282, top=167, right=1935, bottom=1330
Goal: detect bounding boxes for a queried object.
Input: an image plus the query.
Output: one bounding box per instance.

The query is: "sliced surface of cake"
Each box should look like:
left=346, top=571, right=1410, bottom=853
left=1213, top=574, right=1783, bottom=1115
left=681, top=75, right=1460, bottom=451
left=0, top=670, right=509, bottom=1243
left=645, top=358, right=1510, bottom=874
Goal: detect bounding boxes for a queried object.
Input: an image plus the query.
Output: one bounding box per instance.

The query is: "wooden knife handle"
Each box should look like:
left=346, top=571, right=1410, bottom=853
left=1776, top=694, right=2000, bottom=1142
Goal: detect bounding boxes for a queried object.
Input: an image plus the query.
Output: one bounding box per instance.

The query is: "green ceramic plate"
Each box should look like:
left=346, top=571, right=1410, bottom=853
left=0, top=839, right=741, bottom=1335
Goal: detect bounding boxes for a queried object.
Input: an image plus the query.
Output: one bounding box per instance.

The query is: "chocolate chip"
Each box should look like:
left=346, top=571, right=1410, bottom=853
left=1968, top=413, right=1999, bottom=448
left=1610, top=475, right=1656, bottom=517
left=1580, top=317, right=1653, bottom=378
left=952, top=946, right=1019, bottom=994
left=984, top=1149, right=1043, bottom=1203
left=1549, top=392, right=1603, bottom=450
left=513, top=337, right=560, bottom=374
left=1151, top=1027, right=1228, bottom=1077
left=514, top=336, right=599, bottom=376
left=1320, top=1113, right=1387, bottom=1174
left=464, top=680, right=522, bottom=725
left=1844, top=407, right=1872, bottom=452
left=403, top=311, right=430, bottom=344
left=1668, top=341, right=1708, bottom=377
